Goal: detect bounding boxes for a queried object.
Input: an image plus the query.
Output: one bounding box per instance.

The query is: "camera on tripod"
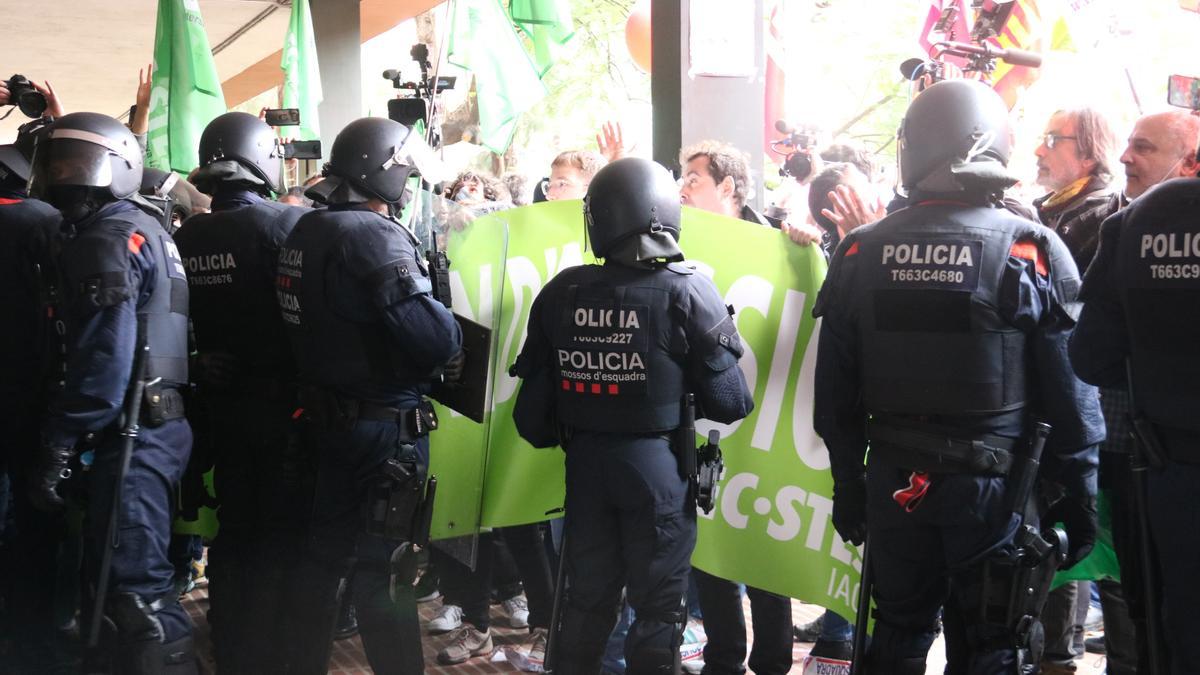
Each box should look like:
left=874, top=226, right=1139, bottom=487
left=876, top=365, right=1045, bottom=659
left=3, top=74, right=48, bottom=119
left=384, top=43, right=456, bottom=144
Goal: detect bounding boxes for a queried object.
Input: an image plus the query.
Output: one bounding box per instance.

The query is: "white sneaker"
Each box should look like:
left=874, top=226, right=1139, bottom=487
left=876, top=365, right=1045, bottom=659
left=502, top=595, right=530, bottom=628
left=428, top=603, right=463, bottom=634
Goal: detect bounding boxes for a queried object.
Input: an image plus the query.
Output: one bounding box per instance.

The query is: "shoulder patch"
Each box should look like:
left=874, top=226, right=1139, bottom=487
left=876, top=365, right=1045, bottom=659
left=845, top=241, right=860, bottom=256
left=1009, top=240, right=1048, bottom=276
left=128, top=232, right=146, bottom=254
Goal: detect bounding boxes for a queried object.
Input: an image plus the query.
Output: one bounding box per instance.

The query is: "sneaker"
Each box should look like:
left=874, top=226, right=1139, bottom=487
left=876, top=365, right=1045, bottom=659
left=428, top=604, right=463, bottom=634
left=793, top=616, right=823, bottom=643
left=527, top=628, right=547, bottom=665
left=1084, top=635, right=1106, bottom=654
left=502, top=595, right=530, bottom=629
left=810, top=639, right=853, bottom=660
left=437, top=625, right=493, bottom=665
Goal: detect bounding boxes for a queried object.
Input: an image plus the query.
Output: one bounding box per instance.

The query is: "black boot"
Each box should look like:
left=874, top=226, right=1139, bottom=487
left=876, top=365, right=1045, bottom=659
left=335, top=595, right=359, bottom=640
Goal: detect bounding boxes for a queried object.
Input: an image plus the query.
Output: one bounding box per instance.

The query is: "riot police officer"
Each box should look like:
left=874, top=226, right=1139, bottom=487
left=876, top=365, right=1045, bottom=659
left=173, top=111, right=310, bottom=672
left=812, top=80, right=1103, bottom=674
left=1070, top=176, right=1200, bottom=674
left=0, top=117, right=69, bottom=671
left=27, top=112, right=195, bottom=673
left=277, top=116, right=462, bottom=673
left=511, top=157, right=755, bottom=674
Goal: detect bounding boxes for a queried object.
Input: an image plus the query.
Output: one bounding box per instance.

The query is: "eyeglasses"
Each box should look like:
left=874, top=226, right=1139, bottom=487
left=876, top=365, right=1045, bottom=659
left=541, top=178, right=581, bottom=195
left=1041, top=133, right=1078, bottom=150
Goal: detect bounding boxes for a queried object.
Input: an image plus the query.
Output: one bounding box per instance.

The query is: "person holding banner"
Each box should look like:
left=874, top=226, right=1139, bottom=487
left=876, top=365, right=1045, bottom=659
left=276, top=117, right=463, bottom=674
left=813, top=80, right=1103, bottom=674
left=678, top=140, right=795, bottom=675
left=512, top=157, right=754, bottom=674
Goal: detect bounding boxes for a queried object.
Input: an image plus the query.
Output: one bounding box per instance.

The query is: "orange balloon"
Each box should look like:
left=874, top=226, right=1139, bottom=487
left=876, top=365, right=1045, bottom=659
left=625, top=0, right=652, bottom=72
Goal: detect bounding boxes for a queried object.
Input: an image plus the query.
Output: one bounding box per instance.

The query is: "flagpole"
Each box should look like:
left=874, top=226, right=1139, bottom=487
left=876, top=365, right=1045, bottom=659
left=1124, top=66, right=1144, bottom=116
left=426, top=0, right=455, bottom=150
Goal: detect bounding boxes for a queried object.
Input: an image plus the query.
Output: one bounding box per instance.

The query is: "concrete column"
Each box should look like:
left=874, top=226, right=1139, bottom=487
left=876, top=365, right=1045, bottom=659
left=311, top=0, right=363, bottom=152
left=652, top=0, right=766, bottom=208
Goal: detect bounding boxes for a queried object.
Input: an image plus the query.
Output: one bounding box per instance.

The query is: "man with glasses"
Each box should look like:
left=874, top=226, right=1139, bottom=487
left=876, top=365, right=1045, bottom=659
left=1033, top=108, right=1121, bottom=272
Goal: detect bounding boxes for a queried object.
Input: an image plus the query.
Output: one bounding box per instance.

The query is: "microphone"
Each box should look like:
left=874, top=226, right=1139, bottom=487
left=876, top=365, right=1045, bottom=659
left=774, top=119, right=794, bottom=135
left=382, top=69, right=401, bottom=80
left=936, top=41, right=1042, bottom=68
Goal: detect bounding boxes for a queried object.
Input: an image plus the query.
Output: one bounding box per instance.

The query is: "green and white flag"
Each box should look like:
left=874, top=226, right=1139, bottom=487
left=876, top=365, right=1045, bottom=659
left=146, top=0, right=227, bottom=174
left=510, top=0, right=576, bottom=77
left=448, top=0, right=547, bottom=154
left=281, top=0, right=322, bottom=142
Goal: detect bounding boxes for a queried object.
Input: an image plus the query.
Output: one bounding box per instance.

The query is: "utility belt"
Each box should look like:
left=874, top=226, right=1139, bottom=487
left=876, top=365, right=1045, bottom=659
left=298, top=386, right=438, bottom=440
left=141, top=383, right=186, bottom=427
left=867, top=416, right=1016, bottom=476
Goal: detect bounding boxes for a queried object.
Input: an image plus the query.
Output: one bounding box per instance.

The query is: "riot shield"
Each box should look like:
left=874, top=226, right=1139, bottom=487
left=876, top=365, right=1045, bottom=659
left=404, top=187, right=508, bottom=568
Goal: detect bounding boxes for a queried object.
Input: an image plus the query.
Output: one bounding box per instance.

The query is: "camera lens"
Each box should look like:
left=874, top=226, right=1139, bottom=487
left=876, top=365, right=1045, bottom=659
left=18, top=91, right=48, bottom=118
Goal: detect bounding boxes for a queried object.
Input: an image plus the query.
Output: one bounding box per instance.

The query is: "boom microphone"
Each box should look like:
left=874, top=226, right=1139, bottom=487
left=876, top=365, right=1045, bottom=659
left=936, top=41, right=1043, bottom=68
left=774, top=119, right=794, bottom=135
left=383, top=69, right=401, bottom=80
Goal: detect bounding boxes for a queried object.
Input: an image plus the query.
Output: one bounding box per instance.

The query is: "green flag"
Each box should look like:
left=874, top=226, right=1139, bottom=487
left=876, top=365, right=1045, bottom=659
left=448, top=0, right=548, bottom=154
left=281, top=0, right=322, bottom=142
left=510, top=0, right=576, bottom=77
left=146, top=0, right=227, bottom=174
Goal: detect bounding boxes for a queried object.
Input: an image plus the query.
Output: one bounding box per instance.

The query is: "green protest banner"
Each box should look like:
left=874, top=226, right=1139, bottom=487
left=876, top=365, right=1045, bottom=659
left=449, top=201, right=854, bottom=615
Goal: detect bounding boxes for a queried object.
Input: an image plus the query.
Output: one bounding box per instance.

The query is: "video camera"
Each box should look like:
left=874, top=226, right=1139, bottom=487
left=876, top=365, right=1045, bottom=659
left=384, top=43, right=456, bottom=147
left=899, top=0, right=1042, bottom=89
left=3, top=74, right=48, bottom=119
left=771, top=120, right=820, bottom=182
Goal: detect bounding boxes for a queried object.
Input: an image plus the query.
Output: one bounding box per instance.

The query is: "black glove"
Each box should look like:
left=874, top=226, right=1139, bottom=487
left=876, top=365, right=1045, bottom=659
left=29, top=445, right=75, bottom=512
left=193, top=351, right=237, bottom=390
left=1044, top=495, right=1098, bottom=569
left=441, top=350, right=466, bottom=384
left=832, top=475, right=868, bottom=546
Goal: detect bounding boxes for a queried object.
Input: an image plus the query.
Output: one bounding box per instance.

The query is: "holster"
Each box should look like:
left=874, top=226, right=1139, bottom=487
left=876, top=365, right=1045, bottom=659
left=364, top=456, right=425, bottom=542
left=695, top=430, right=723, bottom=514
left=141, top=384, right=186, bottom=428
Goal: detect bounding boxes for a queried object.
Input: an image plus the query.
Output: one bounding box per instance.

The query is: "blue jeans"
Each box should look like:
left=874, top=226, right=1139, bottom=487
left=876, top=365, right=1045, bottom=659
left=820, top=610, right=853, bottom=642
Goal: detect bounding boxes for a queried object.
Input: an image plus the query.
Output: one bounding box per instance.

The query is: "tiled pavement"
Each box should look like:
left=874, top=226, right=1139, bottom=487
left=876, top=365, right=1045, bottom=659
left=181, top=585, right=1106, bottom=674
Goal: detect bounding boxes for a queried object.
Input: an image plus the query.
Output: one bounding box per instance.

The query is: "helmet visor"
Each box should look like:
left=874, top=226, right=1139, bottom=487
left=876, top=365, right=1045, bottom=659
left=30, top=137, right=117, bottom=195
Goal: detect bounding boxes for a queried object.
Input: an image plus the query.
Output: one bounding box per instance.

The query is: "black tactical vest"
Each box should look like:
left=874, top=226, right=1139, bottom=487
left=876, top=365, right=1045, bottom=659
left=175, top=201, right=305, bottom=380
left=62, top=207, right=190, bottom=386
left=543, top=263, right=692, bottom=433
left=0, top=197, right=61, bottom=407
left=278, top=208, right=433, bottom=390
left=1116, top=178, right=1200, bottom=433
left=847, top=202, right=1069, bottom=416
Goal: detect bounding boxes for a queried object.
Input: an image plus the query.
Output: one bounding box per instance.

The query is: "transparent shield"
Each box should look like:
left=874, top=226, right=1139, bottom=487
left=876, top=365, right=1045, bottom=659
left=406, top=187, right=510, bottom=569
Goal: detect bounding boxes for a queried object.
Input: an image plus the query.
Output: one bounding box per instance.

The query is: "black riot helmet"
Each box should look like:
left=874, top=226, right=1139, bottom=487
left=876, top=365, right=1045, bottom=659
left=29, top=112, right=143, bottom=204
left=198, top=111, right=282, bottom=193
left=898, top=79, right=1014, bottom=195
left=320, top=117, right=416, bottom=205
left=584, top=158, right=682, bottom=259
left=0, top=117, right=49, bottom=188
